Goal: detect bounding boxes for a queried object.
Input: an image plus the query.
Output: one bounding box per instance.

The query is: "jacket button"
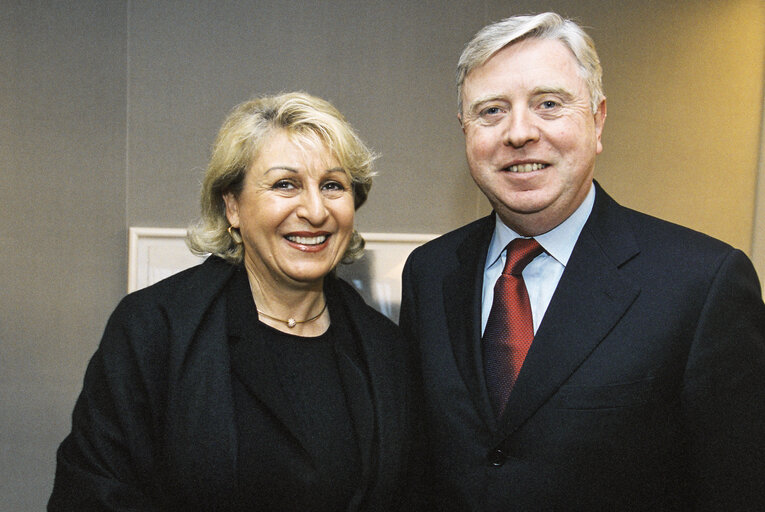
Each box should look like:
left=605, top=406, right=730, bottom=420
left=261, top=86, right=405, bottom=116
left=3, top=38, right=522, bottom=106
left=487, top=448, right=506, bottom=467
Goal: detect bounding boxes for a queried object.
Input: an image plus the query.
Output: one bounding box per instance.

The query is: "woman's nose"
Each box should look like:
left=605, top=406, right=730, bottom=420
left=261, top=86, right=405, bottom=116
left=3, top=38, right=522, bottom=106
left=296, top=187, right=329, bottom=224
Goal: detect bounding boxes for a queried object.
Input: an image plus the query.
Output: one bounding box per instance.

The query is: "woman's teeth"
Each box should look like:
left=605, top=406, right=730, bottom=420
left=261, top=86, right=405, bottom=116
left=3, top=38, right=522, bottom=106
left=287, top=235, right=328, bottom=245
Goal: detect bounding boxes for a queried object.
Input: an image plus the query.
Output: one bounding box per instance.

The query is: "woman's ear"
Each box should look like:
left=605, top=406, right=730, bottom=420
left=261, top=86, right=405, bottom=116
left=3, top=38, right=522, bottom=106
left=222, top=192, right=240, bottom=228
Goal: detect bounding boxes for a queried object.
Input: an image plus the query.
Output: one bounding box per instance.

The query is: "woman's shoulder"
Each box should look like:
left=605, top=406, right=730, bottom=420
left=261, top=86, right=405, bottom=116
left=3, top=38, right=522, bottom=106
left=120, top=256, right=234, bottom=310
left=106, top=256, right=236, bottom=347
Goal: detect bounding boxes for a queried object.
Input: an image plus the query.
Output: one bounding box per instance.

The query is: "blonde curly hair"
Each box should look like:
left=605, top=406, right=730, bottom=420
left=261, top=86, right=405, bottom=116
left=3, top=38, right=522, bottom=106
left=187, top=92, right=376, bottom=264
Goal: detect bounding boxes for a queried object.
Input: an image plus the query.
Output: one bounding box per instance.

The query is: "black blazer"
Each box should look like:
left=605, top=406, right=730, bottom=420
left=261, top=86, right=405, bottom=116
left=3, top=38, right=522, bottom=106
left=50, top=256, right=413, bottom=511
left=401, top=183, right=765, bottom=511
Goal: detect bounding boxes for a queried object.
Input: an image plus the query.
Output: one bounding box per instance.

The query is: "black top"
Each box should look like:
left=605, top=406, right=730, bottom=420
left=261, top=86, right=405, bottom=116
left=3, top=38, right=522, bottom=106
left=49, top=255, right=411, bottom=511
left=226, top=266, right=362, bottom=511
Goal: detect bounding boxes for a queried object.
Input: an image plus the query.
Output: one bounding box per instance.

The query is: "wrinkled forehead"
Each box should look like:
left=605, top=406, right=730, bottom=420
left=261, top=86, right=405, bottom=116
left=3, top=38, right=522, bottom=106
left=249, top=128, right=347, bottom=179
left=463, top=38, right=586, bottom=97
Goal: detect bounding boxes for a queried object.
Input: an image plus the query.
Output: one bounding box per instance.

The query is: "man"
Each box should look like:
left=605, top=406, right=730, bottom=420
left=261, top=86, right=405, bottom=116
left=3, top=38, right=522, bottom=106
left=401, top=12, right=765, bottom=511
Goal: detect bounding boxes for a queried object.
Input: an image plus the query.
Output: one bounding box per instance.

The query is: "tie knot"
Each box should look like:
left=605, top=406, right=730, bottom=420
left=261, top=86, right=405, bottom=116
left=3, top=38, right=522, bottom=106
left=503, top=238, right=543, bottom=276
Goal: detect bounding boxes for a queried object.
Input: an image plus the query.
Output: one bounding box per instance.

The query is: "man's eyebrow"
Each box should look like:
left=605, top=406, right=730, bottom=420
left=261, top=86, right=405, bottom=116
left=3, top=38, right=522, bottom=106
left=465, top=87, right=576, bottom=113
left=466, top=95, right=508, bottom=113
left=531, top=86, right=576, bottom=101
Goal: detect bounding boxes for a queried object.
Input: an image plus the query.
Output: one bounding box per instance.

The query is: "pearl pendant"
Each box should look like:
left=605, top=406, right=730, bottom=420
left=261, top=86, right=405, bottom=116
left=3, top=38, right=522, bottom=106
left=287, top=318, right=297, bottom=328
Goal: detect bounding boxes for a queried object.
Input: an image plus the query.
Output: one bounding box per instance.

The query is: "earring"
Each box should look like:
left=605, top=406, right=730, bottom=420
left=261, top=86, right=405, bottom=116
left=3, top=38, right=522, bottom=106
left=227, top=226, right=243, bottom=245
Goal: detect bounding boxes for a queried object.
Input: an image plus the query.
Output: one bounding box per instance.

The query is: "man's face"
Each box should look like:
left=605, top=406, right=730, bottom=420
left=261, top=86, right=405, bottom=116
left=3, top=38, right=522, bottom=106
left=460, top=37, right=606, bottom=236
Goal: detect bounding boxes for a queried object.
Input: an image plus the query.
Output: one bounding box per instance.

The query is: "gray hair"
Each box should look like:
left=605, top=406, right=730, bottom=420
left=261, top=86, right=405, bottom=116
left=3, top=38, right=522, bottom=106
left=187, top=92, right=376, bottom=264
left=457, top=12, right=604, bottom=115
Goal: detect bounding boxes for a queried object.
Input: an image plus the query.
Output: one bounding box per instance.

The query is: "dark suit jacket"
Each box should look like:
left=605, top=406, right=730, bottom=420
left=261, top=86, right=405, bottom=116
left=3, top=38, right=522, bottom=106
left=49, top=256, right=413, bottom=511
left=401, top=183, right=765, bottom=511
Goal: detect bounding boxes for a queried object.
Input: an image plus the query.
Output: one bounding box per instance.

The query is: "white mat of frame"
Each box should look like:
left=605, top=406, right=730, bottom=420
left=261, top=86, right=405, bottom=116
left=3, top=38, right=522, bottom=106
left=128, top=227, right=438, bottom=321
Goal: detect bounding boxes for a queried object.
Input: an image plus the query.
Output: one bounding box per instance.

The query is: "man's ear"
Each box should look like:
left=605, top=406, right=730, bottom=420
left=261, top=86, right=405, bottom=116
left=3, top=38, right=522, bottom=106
left=457, top=112, right=466, bottom=134
left=222, top=191, right=240, bottom=228
left=594, top=98, right=607, bottom=155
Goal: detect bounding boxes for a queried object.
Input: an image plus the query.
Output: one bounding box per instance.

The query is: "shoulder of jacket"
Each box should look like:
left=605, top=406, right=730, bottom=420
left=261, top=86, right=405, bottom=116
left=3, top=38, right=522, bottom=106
left=108, top=256, right=235, bottom=343
left=409, top=215, right=493, bottom=259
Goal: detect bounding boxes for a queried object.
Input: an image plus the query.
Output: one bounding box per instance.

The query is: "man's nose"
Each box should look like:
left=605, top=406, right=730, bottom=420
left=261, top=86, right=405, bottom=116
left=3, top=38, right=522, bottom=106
left=503, top=109, right=540, bottom=148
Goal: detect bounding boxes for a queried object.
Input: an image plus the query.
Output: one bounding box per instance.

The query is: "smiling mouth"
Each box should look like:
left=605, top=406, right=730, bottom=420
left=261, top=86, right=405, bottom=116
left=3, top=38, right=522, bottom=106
left=285, top=234, right=329, bottom=245
left=503, top=163, right=549, bottom=173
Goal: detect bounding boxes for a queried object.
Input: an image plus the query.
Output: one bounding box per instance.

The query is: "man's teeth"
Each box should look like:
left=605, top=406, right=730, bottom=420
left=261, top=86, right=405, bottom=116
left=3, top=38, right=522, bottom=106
left=506, top=163, right=547, bottom=173
left=287, top=235, right=328, bottom=245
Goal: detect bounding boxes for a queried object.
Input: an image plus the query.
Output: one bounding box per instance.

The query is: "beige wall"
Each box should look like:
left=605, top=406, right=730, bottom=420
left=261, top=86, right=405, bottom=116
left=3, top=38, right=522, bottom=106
left=2, top=1, right=763, bottom=508
left=593, top=1, right=764, bottom=254
left=754, top=65, right=765, bottom=293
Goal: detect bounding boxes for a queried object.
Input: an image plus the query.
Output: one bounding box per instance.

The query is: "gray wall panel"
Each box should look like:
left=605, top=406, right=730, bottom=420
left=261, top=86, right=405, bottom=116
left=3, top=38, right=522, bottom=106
left=126, top=0, right=482, bottom=233
left=1, top=1, right=127, bottom=509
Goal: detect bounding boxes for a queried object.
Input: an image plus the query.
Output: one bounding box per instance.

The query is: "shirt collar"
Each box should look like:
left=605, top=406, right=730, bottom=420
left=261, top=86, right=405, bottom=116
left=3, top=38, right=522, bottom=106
left=485, top=183, right=596, bottom=270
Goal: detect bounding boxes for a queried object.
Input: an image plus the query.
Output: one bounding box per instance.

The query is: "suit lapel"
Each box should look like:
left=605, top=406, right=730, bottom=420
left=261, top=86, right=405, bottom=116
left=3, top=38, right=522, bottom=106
left=444, top=216, right=497, bottom=428
left=495, top=187, right=641, bottom=441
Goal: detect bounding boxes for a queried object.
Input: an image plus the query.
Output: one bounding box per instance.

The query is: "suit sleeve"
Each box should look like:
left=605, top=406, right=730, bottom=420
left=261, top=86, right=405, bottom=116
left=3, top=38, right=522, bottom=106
left=681, top=249, right=765, bottom=509
left=398, top=253, right=434, bottom=511
left=48, top=297, right=164, bottom=511
left=399, top=256, right=417, bottom=348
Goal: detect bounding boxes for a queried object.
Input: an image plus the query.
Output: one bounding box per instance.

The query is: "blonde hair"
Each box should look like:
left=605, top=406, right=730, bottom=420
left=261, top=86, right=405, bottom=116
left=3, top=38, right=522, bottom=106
left=187, top=92, right=376, bottom=263
left=457, top=12, right=604, bottom=115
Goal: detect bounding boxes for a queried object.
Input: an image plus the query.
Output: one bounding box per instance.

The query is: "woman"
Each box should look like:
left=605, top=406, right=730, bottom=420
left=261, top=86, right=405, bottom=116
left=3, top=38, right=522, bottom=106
left=49, top=92, right=414, bottom=511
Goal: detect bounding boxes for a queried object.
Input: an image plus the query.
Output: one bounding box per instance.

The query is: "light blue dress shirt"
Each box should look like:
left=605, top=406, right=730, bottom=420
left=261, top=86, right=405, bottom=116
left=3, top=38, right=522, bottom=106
left=481, top=184, right=596, bottom=335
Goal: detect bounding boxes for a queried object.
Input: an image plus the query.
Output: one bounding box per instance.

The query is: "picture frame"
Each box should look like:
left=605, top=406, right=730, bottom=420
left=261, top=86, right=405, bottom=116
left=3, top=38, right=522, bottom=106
left=128, top=227, right=438, bottom=321
left=127, top=227, right=205, bottom=293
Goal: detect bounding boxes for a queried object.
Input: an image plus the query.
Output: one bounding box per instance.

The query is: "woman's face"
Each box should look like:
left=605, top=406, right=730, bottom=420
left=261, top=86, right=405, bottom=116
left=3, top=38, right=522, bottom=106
left=223, top=129, right=355, bottom=289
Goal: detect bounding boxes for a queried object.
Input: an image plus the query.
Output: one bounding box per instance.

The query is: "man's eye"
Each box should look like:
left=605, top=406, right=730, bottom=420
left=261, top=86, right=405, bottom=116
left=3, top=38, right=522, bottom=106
left=541, top=100, right=559, bottom=109
left=481, top=106, right=503, bottom=116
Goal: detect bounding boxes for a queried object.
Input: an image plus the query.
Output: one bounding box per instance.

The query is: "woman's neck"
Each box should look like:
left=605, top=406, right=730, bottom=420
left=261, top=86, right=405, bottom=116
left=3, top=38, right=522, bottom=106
left=243, top=262, right=330, bottom=336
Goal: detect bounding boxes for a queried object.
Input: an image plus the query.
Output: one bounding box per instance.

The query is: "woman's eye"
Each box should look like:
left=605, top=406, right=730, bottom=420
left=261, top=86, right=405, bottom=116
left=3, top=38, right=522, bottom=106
left=322, top=181, right=346, bottom=191
left=273, top=180, right=296, bottom=190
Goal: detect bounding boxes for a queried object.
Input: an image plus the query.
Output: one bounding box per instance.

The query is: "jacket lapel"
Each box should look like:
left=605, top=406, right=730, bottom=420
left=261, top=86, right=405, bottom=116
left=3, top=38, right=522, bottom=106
left=333, top=277, right=407, bottom=510
left=226, top=266, right=319, bottom=453
left=495, top=186, right=641, bottom=441
left=228, top=334, right=320, bottom=450
left=331, top=296, right=375, bottom=510
left=162, top=257, right=238, bottom=502
left=444, top=216, right=497, bottom=428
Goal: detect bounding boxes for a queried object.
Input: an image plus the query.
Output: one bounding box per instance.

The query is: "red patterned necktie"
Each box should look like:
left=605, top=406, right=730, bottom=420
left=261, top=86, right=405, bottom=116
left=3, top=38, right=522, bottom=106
left=482, top=238, right=544, bottom=418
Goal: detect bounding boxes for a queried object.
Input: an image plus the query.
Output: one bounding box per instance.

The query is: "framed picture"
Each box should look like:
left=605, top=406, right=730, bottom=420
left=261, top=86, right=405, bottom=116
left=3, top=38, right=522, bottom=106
left=334, top=232, right=438, bottom=321
left=128, top=227, right=437, bottom=321
left=127, top=227, right=205, bottom=293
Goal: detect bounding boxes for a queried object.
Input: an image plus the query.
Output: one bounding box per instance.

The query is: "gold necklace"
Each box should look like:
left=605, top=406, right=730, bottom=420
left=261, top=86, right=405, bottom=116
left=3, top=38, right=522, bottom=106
left=256, top=301, right=328, bottom=328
